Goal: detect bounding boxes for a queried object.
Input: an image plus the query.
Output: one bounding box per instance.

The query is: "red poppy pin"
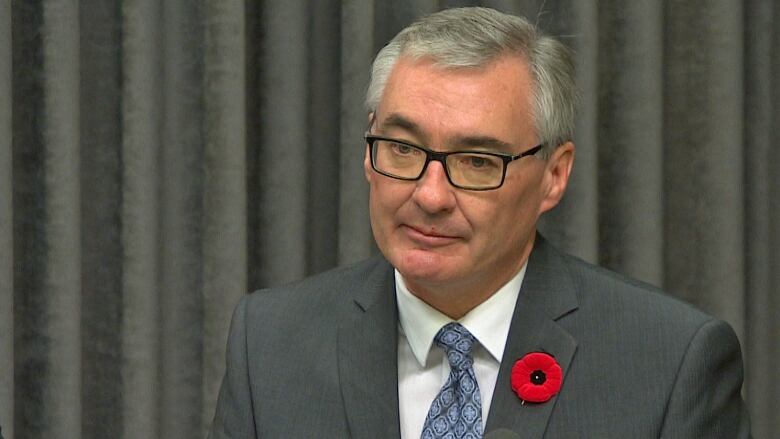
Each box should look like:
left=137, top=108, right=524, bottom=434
left=511, top=352, right=563, bottom=403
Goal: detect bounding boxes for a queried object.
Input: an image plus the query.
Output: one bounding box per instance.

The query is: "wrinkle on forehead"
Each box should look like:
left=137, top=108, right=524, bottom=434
left=375, top=55, right=537, bottom=152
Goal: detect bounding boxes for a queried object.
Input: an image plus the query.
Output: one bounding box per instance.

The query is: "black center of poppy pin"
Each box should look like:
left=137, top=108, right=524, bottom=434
left=530, top=370, right=547, bottom=385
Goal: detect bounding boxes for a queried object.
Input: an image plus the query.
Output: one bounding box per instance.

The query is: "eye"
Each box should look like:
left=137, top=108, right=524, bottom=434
left=459, top=154, right=499, bottom=170
left=394, top=144, right=411, bottom=154
left=388, top=142, right=422, bottom=157
left=467, top=156, right=490, bottom=168
left=390, top=142, right=414, bottom=154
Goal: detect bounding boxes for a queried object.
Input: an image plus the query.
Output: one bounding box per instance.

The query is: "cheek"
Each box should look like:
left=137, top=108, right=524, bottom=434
left=369, top=179, right=408, bottom=226
left=470, top=186, right=540, bottom=239
left=368, top=185, right=387, bottom=228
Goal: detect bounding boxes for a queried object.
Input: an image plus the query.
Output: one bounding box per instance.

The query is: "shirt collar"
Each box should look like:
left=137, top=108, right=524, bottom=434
left=395, top=263, right=527, bottom=367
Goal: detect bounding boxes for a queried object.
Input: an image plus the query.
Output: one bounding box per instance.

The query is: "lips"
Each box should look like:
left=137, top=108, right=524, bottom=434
left=402, top=224, right=461, bottom=246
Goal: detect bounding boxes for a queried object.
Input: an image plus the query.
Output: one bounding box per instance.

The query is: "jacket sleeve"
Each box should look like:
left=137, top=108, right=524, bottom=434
left=209, top=295, right=257, bottom=439
left=659, top=318, right=751, bottom=438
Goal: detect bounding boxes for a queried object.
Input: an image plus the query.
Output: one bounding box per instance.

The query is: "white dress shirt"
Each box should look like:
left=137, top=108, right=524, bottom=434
left=396, top=265, right=527, bottom=439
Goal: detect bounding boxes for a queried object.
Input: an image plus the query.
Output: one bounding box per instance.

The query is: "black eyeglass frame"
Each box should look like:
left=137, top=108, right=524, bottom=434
left=364, top=134, right=544, bottom=191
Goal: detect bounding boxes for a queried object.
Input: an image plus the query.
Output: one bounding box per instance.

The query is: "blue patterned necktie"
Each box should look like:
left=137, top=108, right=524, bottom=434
left=421, top=322, right=483, bottom=439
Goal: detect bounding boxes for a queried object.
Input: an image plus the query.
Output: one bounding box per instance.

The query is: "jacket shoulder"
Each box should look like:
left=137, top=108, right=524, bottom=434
left=241, top=254, right=390, bottom=320
left=538, top=243, right=748, bottom=437
left=557, top=249, right=713, bottom=327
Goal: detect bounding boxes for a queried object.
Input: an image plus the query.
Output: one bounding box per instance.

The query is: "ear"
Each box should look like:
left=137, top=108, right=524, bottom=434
left=364, top=143, right=373, bottom=183
left=364, top=111, right=376, bottom=183
left=539, top=141, right=575, bottom=214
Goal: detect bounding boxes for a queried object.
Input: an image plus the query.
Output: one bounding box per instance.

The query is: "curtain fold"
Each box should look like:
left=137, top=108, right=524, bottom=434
left=12, top=1, right=83, bottom=437
left=744, top=0, right=780, bottom=434
left=0, top=1, right=13, bottom=438
left=257, top=0, right=309, bottom=287
left=306, top=0, right=341, bottom=273
left=338, top=0, right=374, bottom=264
left=202, top=1, right=247, bottom=435
left=4, top=1, right=779, bottom=438
left=80, top=1, right=122, bottom=437
left=157, top=2, right=205, bottom=438
left=596, top=1, right=664, bottom=286
left=536, top=0, right=600, bottom=262
left=119, top=0, right=163, bottom=437
left=664, top=0, right=746, bottom=334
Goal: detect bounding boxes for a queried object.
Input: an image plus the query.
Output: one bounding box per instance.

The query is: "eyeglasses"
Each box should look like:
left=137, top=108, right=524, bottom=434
left=365, top=134, right=543, bottom=190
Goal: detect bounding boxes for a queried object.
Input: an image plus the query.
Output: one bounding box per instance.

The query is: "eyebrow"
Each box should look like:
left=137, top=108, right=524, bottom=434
left=450, top=135, right=515, bottom=153
left=378, top=112, right=516, bottom=153
left=378, top=113, right=424, bottom=137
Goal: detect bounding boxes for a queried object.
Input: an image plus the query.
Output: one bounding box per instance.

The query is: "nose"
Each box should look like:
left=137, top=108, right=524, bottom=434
left=411, top=160, right=456, bottom=214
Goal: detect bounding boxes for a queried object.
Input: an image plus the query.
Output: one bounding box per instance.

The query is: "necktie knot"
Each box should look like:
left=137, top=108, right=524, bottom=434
left=434, top=322, right=476, bottom=371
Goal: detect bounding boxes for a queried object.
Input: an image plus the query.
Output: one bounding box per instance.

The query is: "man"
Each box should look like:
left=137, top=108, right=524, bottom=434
left=211, top=7, right=749, bottom=438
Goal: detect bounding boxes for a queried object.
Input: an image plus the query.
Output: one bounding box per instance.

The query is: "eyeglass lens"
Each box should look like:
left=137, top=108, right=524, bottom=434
left=372, top=139, right=504, bottom=189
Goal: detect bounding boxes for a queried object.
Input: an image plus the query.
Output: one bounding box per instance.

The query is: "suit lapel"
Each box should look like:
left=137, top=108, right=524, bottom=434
left=485, top=236, right=579, bottom=438
left=338, top=258, right=401, bottom=439
left=336, top=237, right=578, bottom=438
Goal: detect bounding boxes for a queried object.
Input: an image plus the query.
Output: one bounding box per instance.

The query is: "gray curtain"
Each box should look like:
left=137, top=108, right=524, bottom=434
left=1, top=0, right=778, bottom=438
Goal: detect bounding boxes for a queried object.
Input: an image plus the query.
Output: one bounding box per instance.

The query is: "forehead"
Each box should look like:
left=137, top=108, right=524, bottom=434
left=376, top=54, right=537, bottom=146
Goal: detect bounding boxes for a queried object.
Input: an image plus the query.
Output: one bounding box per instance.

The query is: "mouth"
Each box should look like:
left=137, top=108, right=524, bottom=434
left=401, top=224, right=461, bottom=246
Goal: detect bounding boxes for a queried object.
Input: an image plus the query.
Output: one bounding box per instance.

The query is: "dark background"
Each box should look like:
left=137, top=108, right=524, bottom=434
left=1, top=0, right=778, bottom=438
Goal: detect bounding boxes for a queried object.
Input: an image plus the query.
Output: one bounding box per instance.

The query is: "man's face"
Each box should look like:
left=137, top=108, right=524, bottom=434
left=365, top=55, right=573, bottom=309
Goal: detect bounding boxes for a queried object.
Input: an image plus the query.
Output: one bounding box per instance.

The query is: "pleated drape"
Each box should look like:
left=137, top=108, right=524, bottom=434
left=3, top=1, right=779, bottom=438
left=118, top=1, right=162, bottom=437
left=1, top=0, right=12, bottom=438
left=11, top=2, right=82, bottom=438
left=745, top=0, right=780, bottom=433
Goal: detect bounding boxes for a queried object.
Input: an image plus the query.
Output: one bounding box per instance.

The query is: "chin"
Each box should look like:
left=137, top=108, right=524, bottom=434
left=393, top=248, right=462, bottom=284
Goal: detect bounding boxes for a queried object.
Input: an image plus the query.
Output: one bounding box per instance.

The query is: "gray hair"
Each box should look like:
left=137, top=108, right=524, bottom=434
left=365, top=7, right=577, bottom=154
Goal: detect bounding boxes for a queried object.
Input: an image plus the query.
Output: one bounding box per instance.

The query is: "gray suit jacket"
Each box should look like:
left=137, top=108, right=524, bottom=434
left=210, top=236, right=750, bottom=438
